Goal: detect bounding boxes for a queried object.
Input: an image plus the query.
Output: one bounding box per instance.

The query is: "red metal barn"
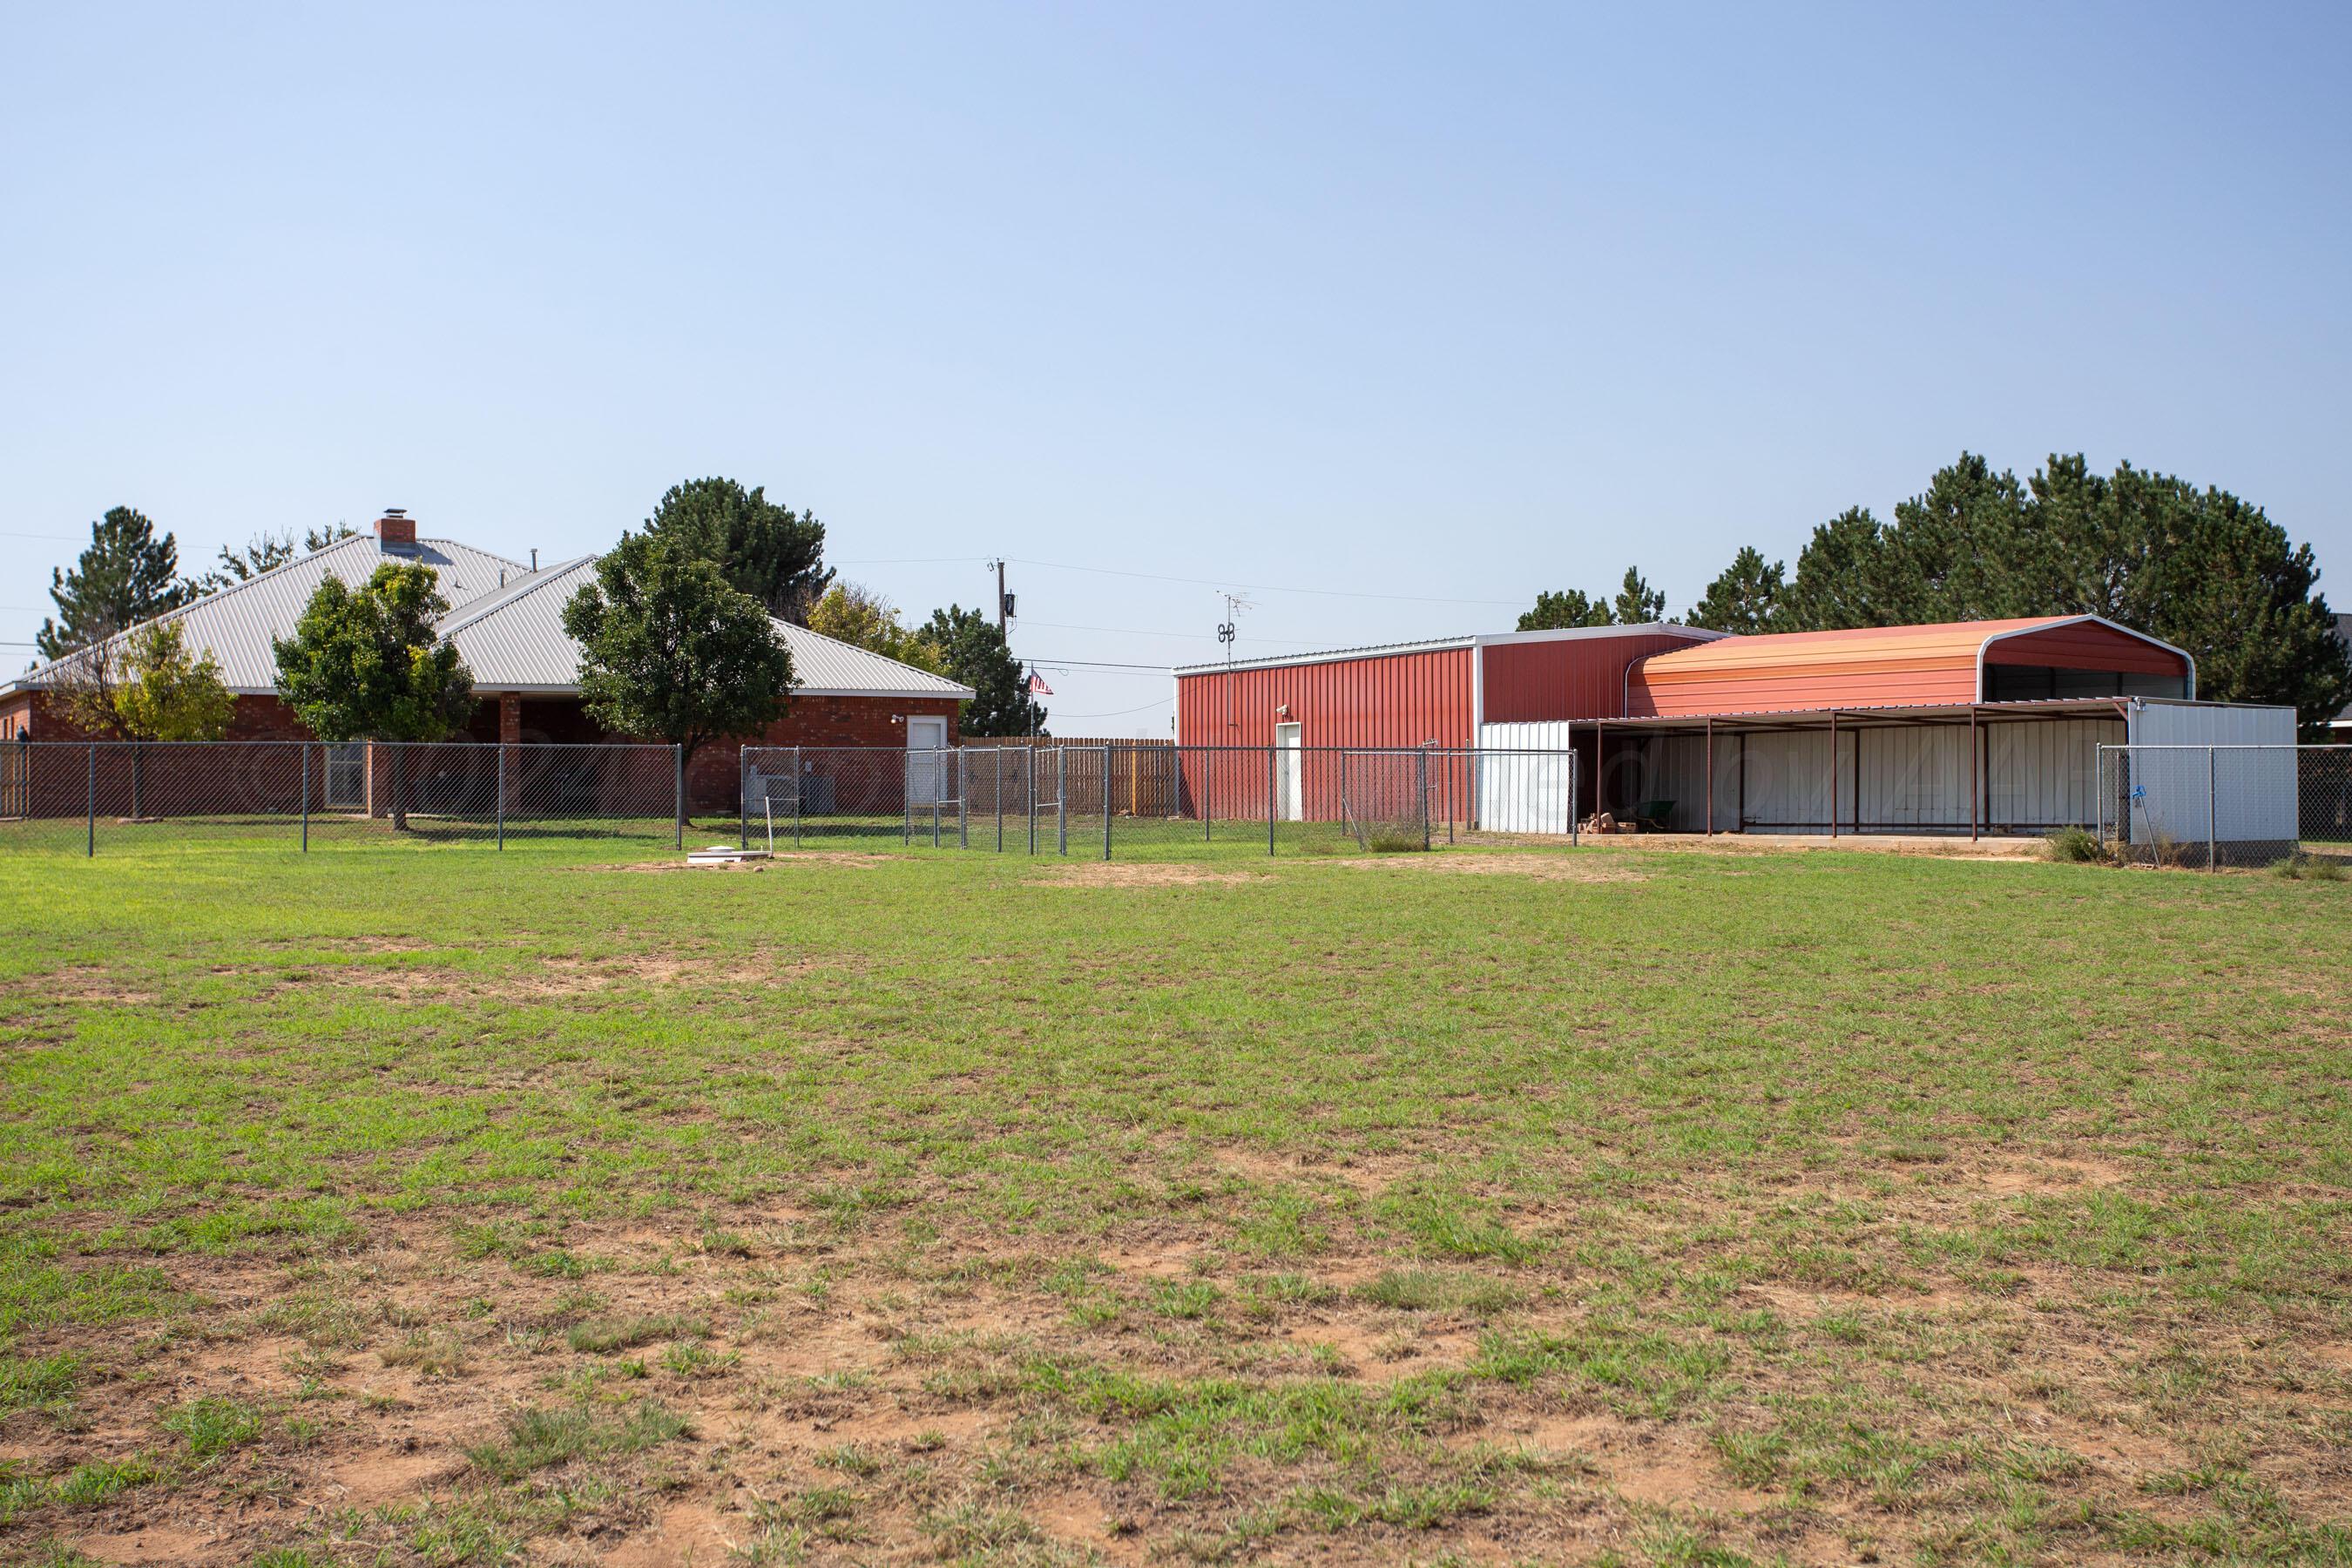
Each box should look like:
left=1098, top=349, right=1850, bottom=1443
left=1173, top=625, right=1716, bottom=823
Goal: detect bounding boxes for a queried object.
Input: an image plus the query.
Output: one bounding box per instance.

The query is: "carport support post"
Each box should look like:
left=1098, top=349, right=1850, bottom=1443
left=85, top=743, right=95, bottom=857
left=1828, top=712, right=1838, bottom=840
left=1705, top=718, right=1714, bottom=838
left=1969, top=707, right=1979, bottom=841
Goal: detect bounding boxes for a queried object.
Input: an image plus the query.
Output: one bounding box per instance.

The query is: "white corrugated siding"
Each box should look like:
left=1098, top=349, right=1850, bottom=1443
left=1637, top=717, right=2122, bottom=833
left=2122, top=700, right=2297, bottom=843
left=1474, top=721, right=1578, bottom=832
left=1985, top=719, right=2119, bottom=828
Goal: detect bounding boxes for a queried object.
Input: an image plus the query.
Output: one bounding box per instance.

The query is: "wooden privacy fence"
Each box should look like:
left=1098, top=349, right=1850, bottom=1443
left=961, top=738, right=1179, bottom=816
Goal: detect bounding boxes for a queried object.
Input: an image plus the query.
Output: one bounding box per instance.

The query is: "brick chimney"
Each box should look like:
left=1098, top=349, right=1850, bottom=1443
left=375, top=508, right=416, bottom=547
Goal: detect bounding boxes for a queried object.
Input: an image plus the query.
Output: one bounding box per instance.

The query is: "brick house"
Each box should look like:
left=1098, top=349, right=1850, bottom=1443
left=0, top=511, right=971, bottom=812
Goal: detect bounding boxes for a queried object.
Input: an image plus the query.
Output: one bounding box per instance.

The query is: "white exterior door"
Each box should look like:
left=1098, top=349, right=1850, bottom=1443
left=1274, top=723, right=1303, bottom=821
left=906, top=717, right=948, bottom=804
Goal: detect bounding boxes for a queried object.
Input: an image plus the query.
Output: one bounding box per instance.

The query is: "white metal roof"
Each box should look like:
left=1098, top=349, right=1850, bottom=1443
left=437, top=555, right=974, bottom=698
left=7, top=533, right=528, bottom=693
left=8, top=533, right=974, bottom=703
left=1171, top=622, right=1722, bottom=676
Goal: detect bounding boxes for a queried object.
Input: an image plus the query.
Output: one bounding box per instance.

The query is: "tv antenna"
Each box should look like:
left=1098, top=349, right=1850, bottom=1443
left=1217, top=591, right=1255, bottom=660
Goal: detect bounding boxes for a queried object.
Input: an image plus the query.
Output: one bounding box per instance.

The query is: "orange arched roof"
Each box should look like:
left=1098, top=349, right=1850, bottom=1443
left=1625, top=616, right=2193, bottom=715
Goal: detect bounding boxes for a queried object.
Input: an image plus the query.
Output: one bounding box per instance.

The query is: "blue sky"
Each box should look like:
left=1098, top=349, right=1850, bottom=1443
left=4, top=3, right=2345, bottom=733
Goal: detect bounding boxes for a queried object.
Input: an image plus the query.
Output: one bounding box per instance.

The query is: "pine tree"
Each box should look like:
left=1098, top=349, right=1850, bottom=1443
left=922, top=605, right=1041, bottom=735
left=37, top=507, right=193, bottom=659
left=1612, top=566, right=1667, bottom=625
left=1690, top=547, right=1786, bottom=633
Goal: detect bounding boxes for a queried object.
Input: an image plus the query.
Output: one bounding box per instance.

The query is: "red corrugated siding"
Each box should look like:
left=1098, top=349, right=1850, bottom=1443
left=1177, top=647, right=1473, bottom=749
left=1982, top=623, right=2187, bottom=676
left=1174, top=648, right=1472, bottom=820
left=1481, top=633, right=1715, bottom=723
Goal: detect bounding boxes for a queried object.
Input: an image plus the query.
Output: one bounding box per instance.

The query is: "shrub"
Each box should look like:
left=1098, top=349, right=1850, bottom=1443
left=2044, top=826, right=2107, bottom=864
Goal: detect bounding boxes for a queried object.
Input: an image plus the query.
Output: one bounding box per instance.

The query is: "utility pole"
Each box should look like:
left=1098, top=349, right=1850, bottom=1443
left=989, top=559, right=1011, bottom=633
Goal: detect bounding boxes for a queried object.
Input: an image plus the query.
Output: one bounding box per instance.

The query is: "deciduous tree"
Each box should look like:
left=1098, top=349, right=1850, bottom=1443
left=273, top=564, right=476, bottom=828
left=114, top=622, right=234, bottom=741
left=562, top=533, right=795, bottom=774
left=807, top=582, right=943, bottom=672
left=642, top=477, right=833, bottom=623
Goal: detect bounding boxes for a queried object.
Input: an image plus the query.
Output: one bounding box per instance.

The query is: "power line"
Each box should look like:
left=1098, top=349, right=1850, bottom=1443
left=1010, top=556, right=1527, bottom=608
left=1045, top=699, right=1170, bottom=720
left=1018, top=618, right=1325, bottom=645
left=835, top=551, right=1528, bottom=609
left=1024, top=656, right=1170, bottom=672
left=0, top=531, right=78, bottom=543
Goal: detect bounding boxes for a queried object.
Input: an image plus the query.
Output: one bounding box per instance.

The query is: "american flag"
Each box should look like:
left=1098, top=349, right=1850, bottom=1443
left=1025, top=670, right=1053, bottom=696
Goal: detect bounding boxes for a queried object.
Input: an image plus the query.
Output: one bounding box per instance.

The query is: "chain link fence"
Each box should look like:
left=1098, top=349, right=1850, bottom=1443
left=739, top=743, right=1580, bottom=859
left=2096, top=744, right=2352, bottom=869
left=2, top=739, right=1599, bottom=861
left=0, top=740, right=683, bottom=855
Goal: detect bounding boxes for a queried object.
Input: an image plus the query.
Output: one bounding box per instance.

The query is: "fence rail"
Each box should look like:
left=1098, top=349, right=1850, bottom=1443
left=0, top=740, right=684, bottom=855
left=738, top=744, right=1581, bottom=859
left=2096, top=743, right=2351, bottom=869
left=5, top=738, right=1607, bottom=861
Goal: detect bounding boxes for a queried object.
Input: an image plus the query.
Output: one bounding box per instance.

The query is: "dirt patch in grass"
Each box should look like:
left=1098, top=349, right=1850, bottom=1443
left=1974, top=1155, right=2132, bottom=1195
left=1029, top=862, right=1268, bottom=888
left=1336, top=852, right=1647, bottom=882
left=0, top=965, right=162, bottom=1007
left=606, top=849, right=902, bottom=872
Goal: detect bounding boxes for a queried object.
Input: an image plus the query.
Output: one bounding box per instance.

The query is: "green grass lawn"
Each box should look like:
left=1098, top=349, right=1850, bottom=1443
left=0, top=837, right=2349, bottom=1566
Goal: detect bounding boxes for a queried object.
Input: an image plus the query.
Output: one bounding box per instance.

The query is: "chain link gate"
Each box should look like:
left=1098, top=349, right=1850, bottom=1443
left=2096, top=743, right=2350, bottom=870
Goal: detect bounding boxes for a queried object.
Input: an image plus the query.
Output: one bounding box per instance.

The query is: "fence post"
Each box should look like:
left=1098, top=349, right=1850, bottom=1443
left=2095, top=747, right=2105, bottom=849
left=86, top=743, right=96, bottom=858
left=1028, top=748, right=1037, bottom=855
left=301, top=742, right=311, bottom=853
left=959, top=752, right=969, bottom=850
left=903, top=752, right=912, bottom=847
left=2207, top=746, right=2218, bottom=873
left=794, top=746, right=802, bottom=849
left=1103, top=745, right=1114, bottom=861
left=673, top=745, right=684, bottom=850
left=1204, top=747, right=1213, bottom=841
left=1057, top=747, right=1068, bottom=855
left=995, top=749, right=1004, bottom=854
left=1571, top=749, right=1580, bottom=848
left=739, top=750, right=748, bottom=851
left=1267, top=744, right=1276, bottom=857
left=497, top=740, right=506, bottom=851
left=1418, top=747, right=1430, bottom=851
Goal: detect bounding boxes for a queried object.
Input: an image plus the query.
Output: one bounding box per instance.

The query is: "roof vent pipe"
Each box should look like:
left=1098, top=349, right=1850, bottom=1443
left=531, top=549, right=538, bottom=572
